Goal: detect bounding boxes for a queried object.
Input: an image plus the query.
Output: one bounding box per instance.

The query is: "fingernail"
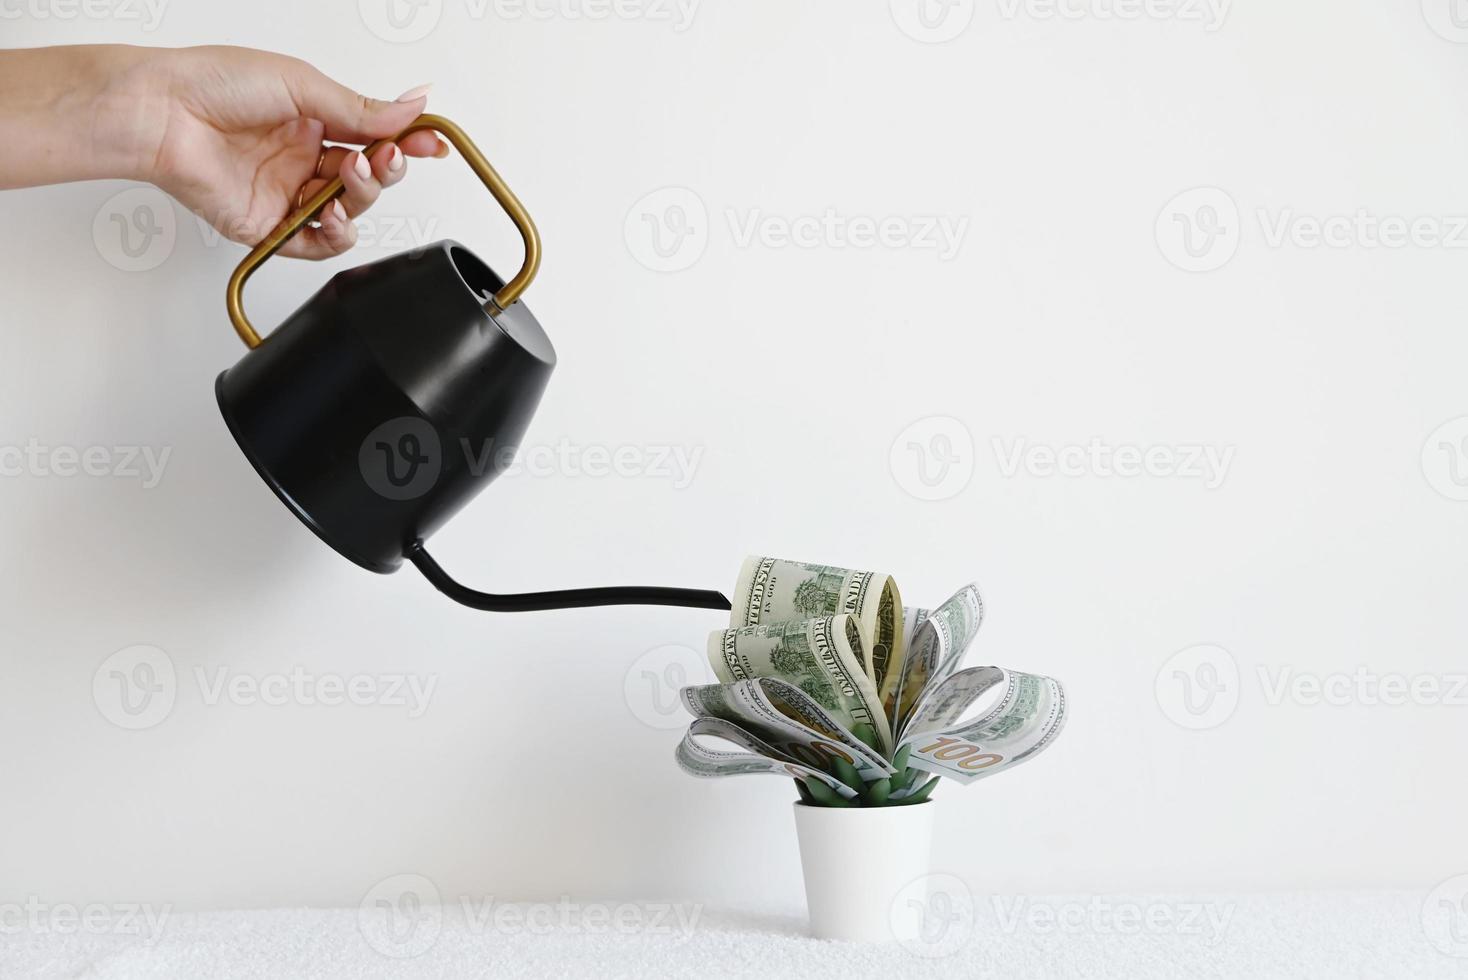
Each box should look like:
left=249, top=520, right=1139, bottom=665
left=434, top=141, right=450, bottom=159
left=387, top=145, right=405, bottom=173
left=395, top=84, right=432, bottom=103
left=331, top=200, right=347, bottom=223
left=352, top=152, right=371, bottom=182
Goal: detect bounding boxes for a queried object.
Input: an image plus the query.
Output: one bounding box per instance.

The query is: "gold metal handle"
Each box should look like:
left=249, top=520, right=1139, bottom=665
left=225, top=113, right=542, bottom=350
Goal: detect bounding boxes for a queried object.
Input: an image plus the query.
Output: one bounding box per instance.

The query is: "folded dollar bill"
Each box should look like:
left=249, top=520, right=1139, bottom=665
left=676, top=556, right=1068, bottom=805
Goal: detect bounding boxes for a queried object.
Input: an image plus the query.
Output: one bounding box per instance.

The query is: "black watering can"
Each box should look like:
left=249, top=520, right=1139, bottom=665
left=216, top=114, right=729, bottom=613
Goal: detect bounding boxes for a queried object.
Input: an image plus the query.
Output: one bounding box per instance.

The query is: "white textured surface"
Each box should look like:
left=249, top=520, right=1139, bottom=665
left=1, top=893, right=1462, bottom=980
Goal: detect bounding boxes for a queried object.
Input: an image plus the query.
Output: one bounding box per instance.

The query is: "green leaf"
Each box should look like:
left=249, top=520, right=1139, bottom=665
left=898, top=776, right=940, bottom=805
left=891, top=743, right=913, bottom=772
left=851, top=723, right=880, bottom=752
left=863, top=777, right=892, bottom=806
left=890, top=765, right=918, bottom=794
left=833, top=757, right=865, bottom=793
left=804, top=774, right=851, bottom=809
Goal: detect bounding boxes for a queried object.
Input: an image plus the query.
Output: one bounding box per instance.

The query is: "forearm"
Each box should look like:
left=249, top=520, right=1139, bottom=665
left=0, top=45, right=169, bottom=189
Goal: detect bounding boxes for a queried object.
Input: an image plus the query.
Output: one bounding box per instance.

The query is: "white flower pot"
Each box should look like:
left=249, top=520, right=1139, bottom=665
left=792, top=801, right=936, bottom=942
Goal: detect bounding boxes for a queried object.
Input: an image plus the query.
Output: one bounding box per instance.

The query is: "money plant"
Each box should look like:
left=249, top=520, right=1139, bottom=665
left=676, top=556, right=1069, bottom=808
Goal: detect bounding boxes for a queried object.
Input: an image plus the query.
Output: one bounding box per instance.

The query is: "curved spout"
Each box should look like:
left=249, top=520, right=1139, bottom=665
left=406, top=541, right=732, bottom=613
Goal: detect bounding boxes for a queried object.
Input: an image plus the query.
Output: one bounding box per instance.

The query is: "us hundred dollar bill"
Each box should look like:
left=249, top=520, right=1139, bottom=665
left=731, top=556, right=905, bottom=704
left=708, top=613, right=893, bottom=753
left=675, top=718, right=858, bottom=799
left=898, top=666, right=1067, bottom=784
left=892, top=584, right=984, bottom=736
left=680, top=677, right=893, bottom=780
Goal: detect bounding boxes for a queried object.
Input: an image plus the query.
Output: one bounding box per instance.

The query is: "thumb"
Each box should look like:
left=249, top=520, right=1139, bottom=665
left=287, top=65, right=429, bottom=144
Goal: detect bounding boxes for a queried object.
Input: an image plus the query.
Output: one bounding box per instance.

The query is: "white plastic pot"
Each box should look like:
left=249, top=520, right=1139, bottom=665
left=792, top=800, right=936, bottom=942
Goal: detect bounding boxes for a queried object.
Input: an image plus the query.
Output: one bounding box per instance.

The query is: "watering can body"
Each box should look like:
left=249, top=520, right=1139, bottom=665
left=217, top=241, right=555, bottom=573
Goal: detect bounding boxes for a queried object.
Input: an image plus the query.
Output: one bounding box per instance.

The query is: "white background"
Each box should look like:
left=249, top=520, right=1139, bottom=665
left=2, top=0, right=1467, bottom=915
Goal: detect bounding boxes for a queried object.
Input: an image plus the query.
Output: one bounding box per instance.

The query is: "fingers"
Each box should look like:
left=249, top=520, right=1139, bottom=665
left=278, top=199, right=357, bottom=260
left=330, top=143, right=411, bottom=219
left=335, top=149, right=381, bottom=220
left=285, top=61, right=432, bottom=144
left=370, top=143, right=408, bottom=188
left=280, top=141, right=420, bottom=260
left=327, top=133, right=443, bottom=162
left=398, top=131, right=449, bottom=158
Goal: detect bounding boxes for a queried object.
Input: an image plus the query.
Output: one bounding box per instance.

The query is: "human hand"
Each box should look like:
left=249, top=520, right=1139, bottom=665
left=131, top=46, right=447, bottom=259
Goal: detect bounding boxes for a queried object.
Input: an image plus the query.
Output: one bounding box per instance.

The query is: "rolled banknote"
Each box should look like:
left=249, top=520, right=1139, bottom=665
left=756, top=677, right=898, bottom=778
left=680, top=677, right=893, bottom=780
left=731, top=556, right=904, bottom=703
left=707, top=614, right=892, bottom=753
left=901, top=606, right=930, bottom=665
left=897, top=666, right=1067, bottom=785
left=675, top=718, right=858, bottom=799
left=891, top=584, right=984, bottom=737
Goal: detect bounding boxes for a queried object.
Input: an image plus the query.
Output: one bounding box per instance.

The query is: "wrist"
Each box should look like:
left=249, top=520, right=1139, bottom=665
left=82, top=45, right=177, bottom=185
